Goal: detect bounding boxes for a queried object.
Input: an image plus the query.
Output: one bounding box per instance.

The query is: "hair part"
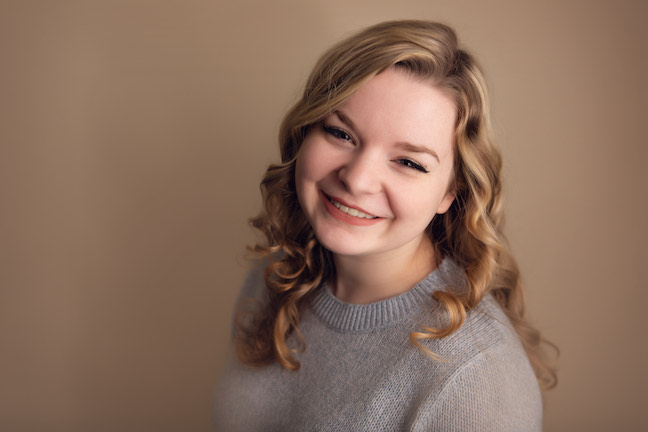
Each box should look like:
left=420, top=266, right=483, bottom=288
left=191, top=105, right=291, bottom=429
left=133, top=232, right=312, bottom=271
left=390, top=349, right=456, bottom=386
left=235, top=20, right=557, bottom=390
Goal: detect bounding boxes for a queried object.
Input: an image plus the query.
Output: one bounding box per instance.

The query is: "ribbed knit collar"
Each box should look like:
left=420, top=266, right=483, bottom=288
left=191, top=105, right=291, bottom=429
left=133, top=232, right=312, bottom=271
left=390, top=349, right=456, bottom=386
left=309, top=258, right=455, bottom=332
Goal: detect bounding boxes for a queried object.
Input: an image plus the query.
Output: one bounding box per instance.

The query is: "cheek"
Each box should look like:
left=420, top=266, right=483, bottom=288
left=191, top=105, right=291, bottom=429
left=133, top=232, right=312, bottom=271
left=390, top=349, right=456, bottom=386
left=390, top=182, right=452, bottom=222
left=294, top=139, right=322, bottom=204
left=296, top=137, right=339, bottom=185
left=295, top=141, right=314, bottom=188
left=294, top=154, right=308, bottom=203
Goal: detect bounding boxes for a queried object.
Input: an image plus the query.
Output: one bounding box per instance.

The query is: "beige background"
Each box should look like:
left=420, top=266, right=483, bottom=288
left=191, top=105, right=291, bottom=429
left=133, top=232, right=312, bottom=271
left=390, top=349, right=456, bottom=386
left=1, top=0, right=646, bottom=431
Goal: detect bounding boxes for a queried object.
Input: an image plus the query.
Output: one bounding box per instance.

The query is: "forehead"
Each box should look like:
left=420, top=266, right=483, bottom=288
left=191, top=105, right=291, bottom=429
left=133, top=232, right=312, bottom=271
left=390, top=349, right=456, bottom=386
left=336, top=68, right=457, bottom=156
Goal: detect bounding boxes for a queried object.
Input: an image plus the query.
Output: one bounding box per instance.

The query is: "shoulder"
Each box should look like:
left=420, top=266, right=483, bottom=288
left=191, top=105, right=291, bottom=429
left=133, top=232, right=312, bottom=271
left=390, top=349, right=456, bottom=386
left=225, top=260, right=269, bottom=336
left=236, top=259, right=268, bottom=305
left=426, top=260, right=529, bottom=360
left=238, top=260, right=267, bottom=302
left=415, top=343, right=543, bottom=431
left=411, top=296, right=543, bottom=431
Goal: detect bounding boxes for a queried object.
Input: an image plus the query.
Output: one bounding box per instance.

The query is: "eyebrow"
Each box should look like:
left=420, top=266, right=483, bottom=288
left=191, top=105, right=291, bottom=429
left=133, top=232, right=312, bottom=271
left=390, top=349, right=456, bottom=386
left=334, top=110, right=440, bottom=162
left=395, top=142, right=440, bottom=162
left=334, top=110, right=357, bottom=130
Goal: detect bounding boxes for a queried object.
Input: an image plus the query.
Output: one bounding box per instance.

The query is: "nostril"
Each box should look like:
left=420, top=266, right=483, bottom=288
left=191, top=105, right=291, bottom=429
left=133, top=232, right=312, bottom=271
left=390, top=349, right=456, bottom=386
left=337, top=161, right=381, bottom=195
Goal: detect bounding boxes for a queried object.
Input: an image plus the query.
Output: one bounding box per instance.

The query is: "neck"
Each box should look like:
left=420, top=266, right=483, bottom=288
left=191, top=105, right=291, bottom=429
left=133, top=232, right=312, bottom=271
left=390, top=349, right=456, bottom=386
left=331, top=236, right=439, bottom=304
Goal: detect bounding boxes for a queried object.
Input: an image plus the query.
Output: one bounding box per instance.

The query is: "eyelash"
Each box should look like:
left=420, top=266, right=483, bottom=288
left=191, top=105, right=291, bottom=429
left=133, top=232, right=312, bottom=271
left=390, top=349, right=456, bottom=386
left=322, top=124, right=429, bottom=173
left=396, top=159, right=429, bottom=173
left=323, top=125, right=353, bottom=142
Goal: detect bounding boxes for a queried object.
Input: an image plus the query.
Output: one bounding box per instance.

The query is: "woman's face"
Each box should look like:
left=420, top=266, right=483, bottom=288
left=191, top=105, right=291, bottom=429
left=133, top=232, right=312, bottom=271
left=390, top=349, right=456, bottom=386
left=295, top=68, right=456, bottom=260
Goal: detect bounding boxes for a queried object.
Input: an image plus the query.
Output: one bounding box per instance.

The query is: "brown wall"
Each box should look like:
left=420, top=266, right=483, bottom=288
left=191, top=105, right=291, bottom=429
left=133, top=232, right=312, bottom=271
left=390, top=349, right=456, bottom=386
left=1, top=1, right=646, bottom=431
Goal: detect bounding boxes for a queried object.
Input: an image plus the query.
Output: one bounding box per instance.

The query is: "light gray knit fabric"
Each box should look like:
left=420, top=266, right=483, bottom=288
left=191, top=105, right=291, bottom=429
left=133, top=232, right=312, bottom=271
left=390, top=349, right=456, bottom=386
left=212, top=258, right=542, bottom=431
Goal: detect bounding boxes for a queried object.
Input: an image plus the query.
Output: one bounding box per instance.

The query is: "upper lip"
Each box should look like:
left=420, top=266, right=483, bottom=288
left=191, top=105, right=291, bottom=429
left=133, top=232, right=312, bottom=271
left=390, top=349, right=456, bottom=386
left=324, top=192, right=379, bottom=218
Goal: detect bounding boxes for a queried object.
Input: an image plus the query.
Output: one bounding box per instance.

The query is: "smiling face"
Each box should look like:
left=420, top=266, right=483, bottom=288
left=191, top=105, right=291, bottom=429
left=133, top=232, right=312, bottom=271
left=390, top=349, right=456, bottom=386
left=295, top=67, right=457, bottom=261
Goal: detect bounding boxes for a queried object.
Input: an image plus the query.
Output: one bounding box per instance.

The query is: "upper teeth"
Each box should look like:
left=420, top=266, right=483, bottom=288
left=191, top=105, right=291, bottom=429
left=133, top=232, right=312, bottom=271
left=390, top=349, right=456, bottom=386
left=329, top=198, right=377, bottom=219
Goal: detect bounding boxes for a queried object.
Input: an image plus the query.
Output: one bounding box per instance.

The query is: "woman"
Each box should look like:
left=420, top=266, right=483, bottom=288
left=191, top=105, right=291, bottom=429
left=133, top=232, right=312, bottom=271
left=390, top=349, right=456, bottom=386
left=213, top=20, right=557, bottom=431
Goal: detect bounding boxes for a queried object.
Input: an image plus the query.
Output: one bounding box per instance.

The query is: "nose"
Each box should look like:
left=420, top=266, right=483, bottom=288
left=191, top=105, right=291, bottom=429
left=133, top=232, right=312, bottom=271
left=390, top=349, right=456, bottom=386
left=337, top=150, right=382, bottom=195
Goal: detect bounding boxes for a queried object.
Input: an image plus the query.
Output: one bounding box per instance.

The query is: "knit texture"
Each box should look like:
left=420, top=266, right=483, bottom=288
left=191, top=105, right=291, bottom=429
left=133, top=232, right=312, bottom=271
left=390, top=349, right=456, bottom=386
left=212, top=259, right=542, bottom=431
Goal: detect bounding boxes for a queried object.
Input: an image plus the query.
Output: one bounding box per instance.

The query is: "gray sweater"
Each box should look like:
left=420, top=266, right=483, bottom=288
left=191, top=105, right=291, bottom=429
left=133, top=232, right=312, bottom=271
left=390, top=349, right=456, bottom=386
left=212, top=259, right=542, bottom=431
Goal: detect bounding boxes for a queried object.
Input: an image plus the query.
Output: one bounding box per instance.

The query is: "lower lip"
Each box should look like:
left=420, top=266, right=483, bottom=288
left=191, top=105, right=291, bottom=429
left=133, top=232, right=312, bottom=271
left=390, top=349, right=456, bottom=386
left=321, top=192, right=382, bottom=226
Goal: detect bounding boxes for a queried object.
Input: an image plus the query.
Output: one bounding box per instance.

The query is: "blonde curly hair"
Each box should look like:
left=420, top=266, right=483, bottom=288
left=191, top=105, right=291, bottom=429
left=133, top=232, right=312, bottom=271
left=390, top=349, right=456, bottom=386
left=235, top=20, right=557, bottom=390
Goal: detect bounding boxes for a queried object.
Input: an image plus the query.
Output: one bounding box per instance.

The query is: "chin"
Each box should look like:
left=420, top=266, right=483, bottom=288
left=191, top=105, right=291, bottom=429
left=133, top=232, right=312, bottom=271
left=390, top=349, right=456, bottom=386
left=313, top=232, right=373, bottom=257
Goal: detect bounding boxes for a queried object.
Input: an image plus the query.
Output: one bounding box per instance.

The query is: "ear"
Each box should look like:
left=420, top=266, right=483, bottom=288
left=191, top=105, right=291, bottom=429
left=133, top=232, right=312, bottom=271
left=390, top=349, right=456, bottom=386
left=435, top=189, right=456, bottom=215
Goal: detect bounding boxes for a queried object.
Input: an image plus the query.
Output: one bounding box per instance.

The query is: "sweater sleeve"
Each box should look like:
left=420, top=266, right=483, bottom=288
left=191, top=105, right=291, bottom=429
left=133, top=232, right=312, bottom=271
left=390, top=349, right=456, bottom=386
left=412, top=346, right=543, bottom=432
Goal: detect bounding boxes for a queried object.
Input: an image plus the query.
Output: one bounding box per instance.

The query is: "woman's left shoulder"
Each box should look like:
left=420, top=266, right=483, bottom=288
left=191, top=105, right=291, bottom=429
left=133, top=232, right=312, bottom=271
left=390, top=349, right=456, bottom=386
left=466, top=295, right=523, bottom=346
left=410, top=296, right=543, bottom=431
left=431, top=294, right=533, bottom=372
left=431, top=260, right=530, bottom=359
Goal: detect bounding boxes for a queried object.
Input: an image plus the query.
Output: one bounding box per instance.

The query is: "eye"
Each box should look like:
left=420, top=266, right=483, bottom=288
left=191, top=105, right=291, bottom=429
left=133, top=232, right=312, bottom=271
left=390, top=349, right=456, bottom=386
left=323, top=125, right=354, bottom=143
left=396, top=158, right=429, bottom=173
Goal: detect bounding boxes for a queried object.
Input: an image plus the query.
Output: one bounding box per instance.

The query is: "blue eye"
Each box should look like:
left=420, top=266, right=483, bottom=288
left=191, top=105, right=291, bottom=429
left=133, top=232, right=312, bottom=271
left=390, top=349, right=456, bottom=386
left=397, top=159, right=429, bottom=173
left=323, top=125, right=353, bottom=142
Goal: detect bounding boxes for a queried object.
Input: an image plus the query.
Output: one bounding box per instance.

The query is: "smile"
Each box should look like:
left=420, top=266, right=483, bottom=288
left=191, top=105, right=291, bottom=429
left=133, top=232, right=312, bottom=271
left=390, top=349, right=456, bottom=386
left=327, top=196, right=378, bottom=219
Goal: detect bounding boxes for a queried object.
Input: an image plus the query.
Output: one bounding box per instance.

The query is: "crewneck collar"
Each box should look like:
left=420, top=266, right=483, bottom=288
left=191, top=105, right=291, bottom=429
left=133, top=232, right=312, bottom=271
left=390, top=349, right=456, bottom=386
left=310, top=257, right=457, bottom=332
